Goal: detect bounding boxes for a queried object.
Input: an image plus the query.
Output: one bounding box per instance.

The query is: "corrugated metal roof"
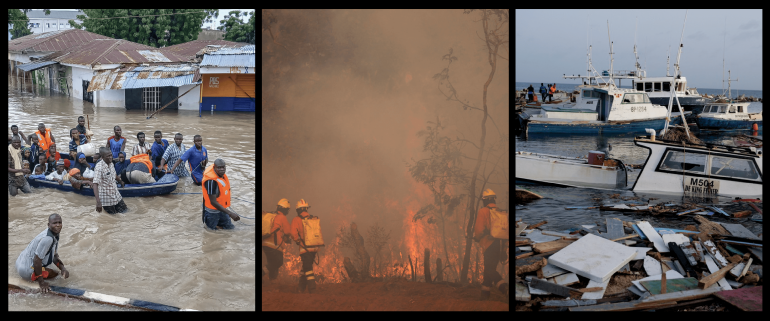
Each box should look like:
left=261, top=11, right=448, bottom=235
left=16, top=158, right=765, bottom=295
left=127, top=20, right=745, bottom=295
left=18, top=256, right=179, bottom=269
left=16, top=60, right=58, bottom=72
left=26, top=10, right=84, bottom=20
left=158, top=40, right=241, bottom=61
left=8, top=29, right=112, bottom=53
left=200, top=54, right=255, bottom=68
left=51, top=39, right=185, bottom=66
left=207, top=45, right=255, bottom=55
left=87, top=64, right=200, bottom=92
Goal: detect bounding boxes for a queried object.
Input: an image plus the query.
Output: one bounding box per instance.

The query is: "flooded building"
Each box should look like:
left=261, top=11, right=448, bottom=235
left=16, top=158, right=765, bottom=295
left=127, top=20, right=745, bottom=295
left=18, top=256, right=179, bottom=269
left=199, top=45, right=255, bottom=112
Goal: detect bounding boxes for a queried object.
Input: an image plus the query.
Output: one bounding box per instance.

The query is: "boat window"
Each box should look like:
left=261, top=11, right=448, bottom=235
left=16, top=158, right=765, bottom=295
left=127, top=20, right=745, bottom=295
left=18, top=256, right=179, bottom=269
left=737, top=105, right=744, bottom=113
left=729, top=105, right=736, bottom=113
left=644, top=83, right=652, bottom=92
left=659, top=151, right=706, bottom=174
left=622, top=93, right=649, bottom=104
left=654, top=82, right=661, bottom=92
left=720, top=105, right=727, bottom=113
left=710, top=156, right=760, bottom=180
left=636, top=82, right=644, bottom=91
left=662, top=82, right=671, bottom=92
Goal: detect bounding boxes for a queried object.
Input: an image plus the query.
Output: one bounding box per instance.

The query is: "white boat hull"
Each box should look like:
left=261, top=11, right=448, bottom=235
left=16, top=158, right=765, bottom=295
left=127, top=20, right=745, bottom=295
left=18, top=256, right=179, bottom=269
left=515, top=151, right=627, bottom=189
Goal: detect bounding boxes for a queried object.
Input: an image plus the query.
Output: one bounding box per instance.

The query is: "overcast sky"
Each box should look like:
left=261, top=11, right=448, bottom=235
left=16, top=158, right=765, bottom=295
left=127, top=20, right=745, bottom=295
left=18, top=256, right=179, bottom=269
left=516, top=9, right=762, bottom=90
left=50, top=9, right=254, bottom=31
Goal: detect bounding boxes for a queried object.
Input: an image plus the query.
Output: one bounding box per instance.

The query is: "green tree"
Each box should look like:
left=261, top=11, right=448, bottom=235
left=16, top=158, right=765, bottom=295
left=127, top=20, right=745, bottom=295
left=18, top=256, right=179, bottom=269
left=68, top=9, right=218, bottom=48
left=8, top=9, right=51, bottom=40
left=218, top=10, right=254, bottom=44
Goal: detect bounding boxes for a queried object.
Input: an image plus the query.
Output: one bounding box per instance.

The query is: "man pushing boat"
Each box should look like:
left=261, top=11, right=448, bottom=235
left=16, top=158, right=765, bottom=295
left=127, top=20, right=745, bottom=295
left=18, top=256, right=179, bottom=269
left=15, top=214, right=70, bottom=294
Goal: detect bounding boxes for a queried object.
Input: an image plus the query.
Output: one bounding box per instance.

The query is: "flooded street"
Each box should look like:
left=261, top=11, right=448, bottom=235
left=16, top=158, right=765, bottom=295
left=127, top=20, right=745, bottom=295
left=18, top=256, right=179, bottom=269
left=7, top=83, right=256, bottom=311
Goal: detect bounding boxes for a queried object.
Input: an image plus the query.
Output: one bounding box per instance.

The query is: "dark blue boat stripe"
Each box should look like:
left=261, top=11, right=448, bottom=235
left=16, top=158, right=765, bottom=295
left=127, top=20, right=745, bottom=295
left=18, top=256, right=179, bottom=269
left=49, top=286, right=86, bottom=296
left=130, top=299, right=182, bottom=311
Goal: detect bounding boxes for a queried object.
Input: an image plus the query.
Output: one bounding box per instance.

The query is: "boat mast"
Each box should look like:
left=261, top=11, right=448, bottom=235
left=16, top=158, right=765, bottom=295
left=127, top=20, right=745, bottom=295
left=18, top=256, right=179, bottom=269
left=607, top=20, right=615, bottom=89
left=634, top=18, right=643, bottom=81
left=722, top=18, right=727, bottom=97
left=666, top=46, right=671, bottom=77
left=662, top=10, right=691, bottom=137
left=727, top=70, right=738, bottom=101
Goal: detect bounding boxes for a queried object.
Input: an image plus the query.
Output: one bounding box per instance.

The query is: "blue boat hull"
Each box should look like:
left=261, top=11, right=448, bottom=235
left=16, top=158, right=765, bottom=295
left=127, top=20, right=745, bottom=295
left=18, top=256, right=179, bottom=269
left=695, top=117, right=762, bottom=131
left=526, top=118, right=669, bottom=134
left=27, top=174, right=179, bottom=197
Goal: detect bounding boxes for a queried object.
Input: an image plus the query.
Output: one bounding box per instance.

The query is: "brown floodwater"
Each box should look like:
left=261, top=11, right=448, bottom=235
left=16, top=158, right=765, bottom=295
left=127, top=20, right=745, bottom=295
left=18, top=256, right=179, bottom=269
left=7, top=83, right=256, bottom=311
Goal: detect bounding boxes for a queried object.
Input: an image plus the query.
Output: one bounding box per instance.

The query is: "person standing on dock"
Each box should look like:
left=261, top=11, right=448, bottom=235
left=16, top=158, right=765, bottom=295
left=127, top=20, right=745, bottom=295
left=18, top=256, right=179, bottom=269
left=549, top=83, right=556, bottom=102
left=539, top=83, right=547, bottom=102
left=527, top=84, right=534, bottom=103
left=15, top=214, right=70, bottom=294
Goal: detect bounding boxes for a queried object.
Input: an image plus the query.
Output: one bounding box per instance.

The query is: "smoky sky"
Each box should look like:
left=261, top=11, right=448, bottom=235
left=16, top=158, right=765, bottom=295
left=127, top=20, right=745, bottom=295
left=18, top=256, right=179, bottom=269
left=262, top=9, right=508, bottom=248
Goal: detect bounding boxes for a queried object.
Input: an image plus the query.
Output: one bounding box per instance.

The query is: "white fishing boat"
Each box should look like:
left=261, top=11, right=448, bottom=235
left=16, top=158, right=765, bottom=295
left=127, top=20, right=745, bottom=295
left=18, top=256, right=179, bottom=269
left=515, top=150, right=628, bottom=190
left=631, top=133, right=762, bottom=198
left=695, top=101, right=762, bottom=131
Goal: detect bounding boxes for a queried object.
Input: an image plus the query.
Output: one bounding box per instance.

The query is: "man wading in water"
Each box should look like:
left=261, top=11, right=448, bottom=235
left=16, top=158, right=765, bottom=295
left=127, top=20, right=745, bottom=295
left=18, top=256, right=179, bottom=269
left=15, top=214, right=70, bottom=294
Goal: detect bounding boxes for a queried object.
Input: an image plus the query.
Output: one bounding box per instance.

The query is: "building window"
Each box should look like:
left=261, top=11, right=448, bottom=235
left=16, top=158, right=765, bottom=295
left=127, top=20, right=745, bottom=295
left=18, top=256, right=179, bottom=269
left=143, top=87, right=160, bottom=111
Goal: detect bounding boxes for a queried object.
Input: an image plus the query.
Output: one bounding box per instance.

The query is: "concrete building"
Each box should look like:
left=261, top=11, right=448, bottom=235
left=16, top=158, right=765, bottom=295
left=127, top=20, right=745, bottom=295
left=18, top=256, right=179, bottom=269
left=25, top=10, right=85, bottom=34
left=199, top=45, right=255, bottom=112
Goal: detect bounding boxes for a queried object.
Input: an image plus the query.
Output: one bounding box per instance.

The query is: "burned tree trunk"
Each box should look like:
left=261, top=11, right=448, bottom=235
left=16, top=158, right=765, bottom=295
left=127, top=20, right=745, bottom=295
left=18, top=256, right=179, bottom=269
left=408, top=254, right=415, bottom=282
left=436, top=257, right=443, bottom=282
left=343, top=257, right=359, bottom=282
left=350, top=222, right=370, bottom=279
left=424, top=248, right=432, bottom=284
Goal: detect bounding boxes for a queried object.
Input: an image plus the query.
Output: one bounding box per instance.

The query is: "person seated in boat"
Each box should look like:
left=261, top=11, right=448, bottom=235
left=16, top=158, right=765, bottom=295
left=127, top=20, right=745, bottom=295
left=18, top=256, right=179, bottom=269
left=75, top=116, right=93, bottom=142
left=106, top=125, right=126, bottom=159
left=15, top=213, right=70, bottom=294
left=150, top=131, right=170, bottom=180
left=22, top=160, right=31, bottom=178
left=123, top=153, right=156, bottom=184
left=93, top=147, right=128, bottom=214
left=46, top=144, right=61, bottom=162
left=21, top=146, right=31, bottom=164
left=33, top=160, right=46, bottom=176
left=67, top=168, right=92, bottom=190
left=113, top=151, right=130, bottom=180
left=68, top=128, right=88, bottom=161
left=46, top=160, right=68, bottom=185
left=34, top=154, right=53, bottom=176
left=73, top=152, right=93, bottom=176
left=28, top=135, right=42, bottom=165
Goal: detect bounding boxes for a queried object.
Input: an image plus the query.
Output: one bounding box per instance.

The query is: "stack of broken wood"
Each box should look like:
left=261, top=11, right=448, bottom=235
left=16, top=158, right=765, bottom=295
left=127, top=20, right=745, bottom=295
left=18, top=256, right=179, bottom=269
left=514, top=216, right=763, bottom=311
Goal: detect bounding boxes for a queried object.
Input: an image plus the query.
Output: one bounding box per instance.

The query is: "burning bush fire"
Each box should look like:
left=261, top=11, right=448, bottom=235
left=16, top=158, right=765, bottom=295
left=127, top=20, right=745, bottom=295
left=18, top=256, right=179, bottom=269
left=262, top=9, right=508, bottom=311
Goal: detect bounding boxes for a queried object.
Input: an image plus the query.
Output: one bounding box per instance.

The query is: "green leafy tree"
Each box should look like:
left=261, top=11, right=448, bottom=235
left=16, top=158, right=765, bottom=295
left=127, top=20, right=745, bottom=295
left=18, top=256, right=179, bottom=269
left=68, top=9, right=218, bottom=48
left=8, top=9, right=51, bottom=39
left=218, top=10, right=254, bottom=44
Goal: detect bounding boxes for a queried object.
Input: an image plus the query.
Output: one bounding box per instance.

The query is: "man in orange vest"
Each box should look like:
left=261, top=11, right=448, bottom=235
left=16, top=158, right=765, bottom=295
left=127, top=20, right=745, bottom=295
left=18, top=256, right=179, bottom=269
left=473, top=189, right=508, bottom=300
left=35, top=123, right=56, bottom=156
left=202, top=159, right=240, bottom=230
left=263, top=198, right=292, bottom=281
left=290, top=199, right=320, bottom=294
left=549, top=84, right=556, bottom=102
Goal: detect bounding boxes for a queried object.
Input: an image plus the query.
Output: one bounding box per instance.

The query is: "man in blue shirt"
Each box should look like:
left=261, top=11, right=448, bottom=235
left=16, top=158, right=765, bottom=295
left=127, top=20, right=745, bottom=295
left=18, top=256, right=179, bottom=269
left=150, top=131, right=169, bottom=180
left=170, top=135, right=207, bottom=185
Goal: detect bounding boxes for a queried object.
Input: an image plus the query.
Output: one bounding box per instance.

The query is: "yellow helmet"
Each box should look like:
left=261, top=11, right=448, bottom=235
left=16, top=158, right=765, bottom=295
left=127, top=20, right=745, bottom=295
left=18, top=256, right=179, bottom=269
left=277, top=198, right=290, bottom=208
left=297, top=199, right=309, bottom=209
left=482, top=189, right=496, bottom=199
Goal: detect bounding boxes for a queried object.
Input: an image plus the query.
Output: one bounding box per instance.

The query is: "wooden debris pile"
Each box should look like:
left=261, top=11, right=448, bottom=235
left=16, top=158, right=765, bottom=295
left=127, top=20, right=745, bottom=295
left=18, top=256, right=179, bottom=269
left=515, top=216, right=763, bottom=311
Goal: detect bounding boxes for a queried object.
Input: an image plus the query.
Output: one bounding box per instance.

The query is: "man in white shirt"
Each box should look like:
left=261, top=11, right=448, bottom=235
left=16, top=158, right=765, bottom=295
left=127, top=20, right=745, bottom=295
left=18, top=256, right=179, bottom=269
left=45, top=160, right=68, bottom=185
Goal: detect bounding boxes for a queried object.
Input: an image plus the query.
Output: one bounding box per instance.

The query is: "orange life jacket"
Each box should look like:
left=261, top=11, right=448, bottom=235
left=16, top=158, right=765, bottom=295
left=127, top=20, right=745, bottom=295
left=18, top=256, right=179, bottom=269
left=129, top=153, right=153, bottom=172
left=202, top=164, right=230, bottom=210
left=550, top=86, right=556, bottom=94
left=36, top=128, right=53, bottom=151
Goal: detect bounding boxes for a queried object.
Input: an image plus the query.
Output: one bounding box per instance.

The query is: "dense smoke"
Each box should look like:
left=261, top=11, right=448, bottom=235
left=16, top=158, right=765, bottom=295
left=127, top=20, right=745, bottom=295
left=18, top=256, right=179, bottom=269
left=262, top=9, right=508, bottom=280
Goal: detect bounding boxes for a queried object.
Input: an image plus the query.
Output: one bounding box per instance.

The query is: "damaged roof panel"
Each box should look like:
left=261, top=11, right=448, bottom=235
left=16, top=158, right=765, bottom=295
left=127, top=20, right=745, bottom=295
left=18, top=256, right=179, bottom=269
left=51, top=39, right=184, bottom=66
left=8, top=29, right=113, bottom=53
left=86, top=64, right=200, bottom=92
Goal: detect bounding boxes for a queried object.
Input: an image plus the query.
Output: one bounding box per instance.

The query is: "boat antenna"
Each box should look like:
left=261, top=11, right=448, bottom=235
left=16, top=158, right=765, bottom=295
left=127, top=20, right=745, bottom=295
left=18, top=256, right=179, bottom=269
left=727, top=70, right=739, bottom=101
left=662, top=9, right=690, bottom=138
left=607, top=20, right=614, bottom=88
left=634, top=17, right=642, bottom=79
left=722, top=17, right=727, bottom=97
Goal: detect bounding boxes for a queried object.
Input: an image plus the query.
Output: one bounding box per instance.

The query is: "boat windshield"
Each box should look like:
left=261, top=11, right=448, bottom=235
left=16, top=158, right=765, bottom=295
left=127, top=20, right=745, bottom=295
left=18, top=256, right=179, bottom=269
left=621, top=93, right=650, bottom=104
left=659, top=151, right=706, bottom=173
left=710, top=156, right=761, bottom=180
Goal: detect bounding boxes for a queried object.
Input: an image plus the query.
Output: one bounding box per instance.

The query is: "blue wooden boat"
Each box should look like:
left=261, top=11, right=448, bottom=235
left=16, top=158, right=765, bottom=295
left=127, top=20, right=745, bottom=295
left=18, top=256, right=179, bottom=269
left=27, top=173, right=179, bottom=197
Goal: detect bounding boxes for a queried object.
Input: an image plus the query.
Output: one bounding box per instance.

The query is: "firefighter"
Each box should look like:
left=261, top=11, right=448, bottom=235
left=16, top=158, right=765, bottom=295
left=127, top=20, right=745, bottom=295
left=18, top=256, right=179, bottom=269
left=473, top=189, right=509, bottom=300
left=262, top=198, right=292, bottom=281
left=290, top=199, right=320, bottom=294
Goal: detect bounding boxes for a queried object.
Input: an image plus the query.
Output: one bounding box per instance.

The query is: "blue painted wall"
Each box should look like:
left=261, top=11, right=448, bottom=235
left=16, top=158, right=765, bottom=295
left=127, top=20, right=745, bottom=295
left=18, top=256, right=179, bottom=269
left=199, top=97, right=255, bottom=112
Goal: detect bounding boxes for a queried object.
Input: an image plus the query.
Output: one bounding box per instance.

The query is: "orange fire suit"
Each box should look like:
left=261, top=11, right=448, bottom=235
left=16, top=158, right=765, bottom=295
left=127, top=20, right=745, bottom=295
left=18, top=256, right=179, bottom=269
left=262, top=212, right=291, bottom=280
left=290, top=211, right=319, bottom=291
left=290, top=211, right=319, bottom=255
left=473, top=203, right=498, bottom=252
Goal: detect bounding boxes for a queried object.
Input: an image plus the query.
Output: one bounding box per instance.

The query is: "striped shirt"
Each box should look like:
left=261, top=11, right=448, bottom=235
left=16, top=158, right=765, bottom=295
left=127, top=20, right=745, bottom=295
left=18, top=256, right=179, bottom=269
left=94, top=160, right=122, bottom=207
left=161, top=143, right=189, bottom=177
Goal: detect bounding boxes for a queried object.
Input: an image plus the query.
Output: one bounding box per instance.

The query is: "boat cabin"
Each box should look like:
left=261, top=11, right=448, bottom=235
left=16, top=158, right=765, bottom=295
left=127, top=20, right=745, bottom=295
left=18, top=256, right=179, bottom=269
left=633, top=76, right=696, bottom=95
left=699, top=102, right=756, bottom=120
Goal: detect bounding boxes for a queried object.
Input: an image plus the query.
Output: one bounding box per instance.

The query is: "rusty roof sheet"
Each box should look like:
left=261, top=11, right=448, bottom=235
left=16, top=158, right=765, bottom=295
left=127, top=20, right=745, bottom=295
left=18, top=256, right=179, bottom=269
left=8, top=29, right=113, bottom=53
left=200, top=45, right=255, bottom=67
left=158, top=40, right=241, bottom=61
left=87, top=64, right=200, bottom=92
left=206, top=45, right=255, bottom=55
left=50, top=39, right=186, bottom=66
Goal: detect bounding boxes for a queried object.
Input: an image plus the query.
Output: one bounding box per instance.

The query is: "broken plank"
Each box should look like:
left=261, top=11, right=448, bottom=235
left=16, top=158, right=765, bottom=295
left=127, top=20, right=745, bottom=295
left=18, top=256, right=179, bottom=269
left=668, top=242, right=697, bottom=277
left=570, top=300, right=677, bottom=312
left=605, top=218, right=625, bottom=240
left=644, top=255, right=662, bottom=276
left=529, top=277, right=576, bottom=297
left=528, top=220, right=548, bottom=229
left=515, top=282, right=531, bottom=301
left=636, top=221, right=669, bottom=253
left=532, top=239, right=575, bottom=254
left=700, top=259, right=736, bottom=289
left=547, top=234, right=638, bottom=283
left=640, top=277, right=699, bottom=295
left=579, top=287, right=605, bottom=293
left=738, top=258, right=752, bottom=279
left=719, top=223, right=761, bottom=240
left=552, top=273, right=579, bottom=286
left=714, top=285, right=763, bottom=311
left=540, top=230, right=581, bottom=239
left=637, top=287, right=723, bottom=306
left=580, top=279, right=609, bottom=300
left=729, top=263, right=746, bottom=278
left=541, top=263, right=569, bottom=278
left=703, top=240, right=730, bottom=267
left=542, top=299, right=597, bottom=307
left=693, top=215, right=729, bottom=235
